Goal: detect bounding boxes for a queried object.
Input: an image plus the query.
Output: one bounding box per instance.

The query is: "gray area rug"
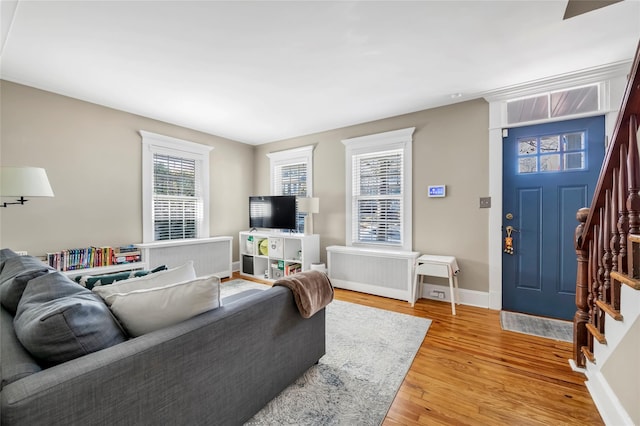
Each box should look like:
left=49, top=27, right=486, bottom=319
left=500, top=310, right=572, bottom=342
left=220, top=279, right=431, bottom=426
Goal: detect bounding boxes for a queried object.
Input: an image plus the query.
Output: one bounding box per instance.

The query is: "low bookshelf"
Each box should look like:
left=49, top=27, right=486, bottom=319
left=46, top=246, right=147, bottom=279
left=239, top=231, right=319, bottom=281
left=61, top=262, right=148, bottom=279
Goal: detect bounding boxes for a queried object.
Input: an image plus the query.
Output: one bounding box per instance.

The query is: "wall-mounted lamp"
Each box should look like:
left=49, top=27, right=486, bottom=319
left=297, top=197, right=319, bottom=235
left=0, top=167, right=54, bottom=207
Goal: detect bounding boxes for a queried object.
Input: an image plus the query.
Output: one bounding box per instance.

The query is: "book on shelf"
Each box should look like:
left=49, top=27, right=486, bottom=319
left=113, top=251, right=141, bottom=264
left=47, top=245, right=141, bottom=272
left=284, top=263, right=302, bottom=276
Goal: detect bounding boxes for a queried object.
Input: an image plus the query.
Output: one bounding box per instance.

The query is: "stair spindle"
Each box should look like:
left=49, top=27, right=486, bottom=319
left=617, top=143, right=629, bottom=275
left=610, top=170, right=619, bottom=274
left=603, top=190, right=612, bottom=304
left=588, top=237, right=596, bottom=355
left=597, top=216, right=606, bottom=334
left=626, top=115, right=640, bottom=277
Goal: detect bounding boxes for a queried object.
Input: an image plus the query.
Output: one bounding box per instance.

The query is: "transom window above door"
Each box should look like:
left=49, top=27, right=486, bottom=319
left=517, top=131, right=586, bottom=174
left=506, top=84, right=600, bottom=125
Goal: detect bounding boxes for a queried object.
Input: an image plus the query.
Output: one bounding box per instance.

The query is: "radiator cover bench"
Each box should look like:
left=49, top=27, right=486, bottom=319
left=136, top=236, right=232, bottom=278
left=326, top=245, right=419, bottom=303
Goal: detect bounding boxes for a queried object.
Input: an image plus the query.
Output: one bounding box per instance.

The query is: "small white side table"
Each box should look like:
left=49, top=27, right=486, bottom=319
left=413, top=255, right=460, bottom=315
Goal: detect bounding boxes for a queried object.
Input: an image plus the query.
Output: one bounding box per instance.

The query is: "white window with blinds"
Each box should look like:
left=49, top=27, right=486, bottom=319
left=140, top=131, right=213, bottom=243
left=343, top=128, right=414, bottom=251
left=273, top=162, right=307, bottom=196
left=267, top=145, right=314, bottom=233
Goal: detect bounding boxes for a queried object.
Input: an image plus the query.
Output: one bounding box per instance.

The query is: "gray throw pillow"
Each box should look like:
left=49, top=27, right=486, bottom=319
left=0, top=255, right=53, bottom=315
left=14, top=271, right=127, bottom=366
left=74, top=264, right=168, bottom=290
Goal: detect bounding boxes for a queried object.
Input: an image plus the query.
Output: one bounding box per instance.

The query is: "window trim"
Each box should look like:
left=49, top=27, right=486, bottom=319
left=267, top=145, right=314, bottom=197
left=140, top=130, right=213, bottom=243
left=342, top=127, right=414, bottom=251
left=267, top=145, right=314, bottom=233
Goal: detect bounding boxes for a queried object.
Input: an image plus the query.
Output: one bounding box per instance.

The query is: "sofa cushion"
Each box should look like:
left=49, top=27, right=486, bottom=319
left=0, top=248, right=20, bottom=271
left=0, top=255, right=53, bottom=315
left=0, top=306, right=42, bottom=389
left=104, top=275, right=221, bottom=337
left=14, top=271, right=127, bottom=365
left=74, top=265, right=168, bottom=290
left=92, top=261, right=196, bottom=300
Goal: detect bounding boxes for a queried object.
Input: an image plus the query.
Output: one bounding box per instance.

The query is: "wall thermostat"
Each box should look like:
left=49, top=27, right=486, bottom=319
left=428, top=185, right=446, bottom=198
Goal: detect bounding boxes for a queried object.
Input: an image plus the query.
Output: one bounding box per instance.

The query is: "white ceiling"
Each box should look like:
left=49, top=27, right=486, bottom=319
left=1, top=1, right=639, bottom=145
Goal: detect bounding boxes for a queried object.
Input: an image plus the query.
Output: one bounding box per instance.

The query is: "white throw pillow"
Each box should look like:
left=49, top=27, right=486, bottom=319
left=105, top=275, right=220, bottom=337
left=93, top=261, right=196, bottom=303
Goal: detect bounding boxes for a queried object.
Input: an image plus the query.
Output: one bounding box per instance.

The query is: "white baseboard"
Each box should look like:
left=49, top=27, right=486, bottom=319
left=585, top=365, right=634, bottom=426
left=232, top=267, right=493, bottom=309
left=419, top=282, right=490, bottom=309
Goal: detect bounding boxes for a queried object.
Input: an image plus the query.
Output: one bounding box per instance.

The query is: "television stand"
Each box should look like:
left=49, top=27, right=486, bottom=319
left=239, top=231, right=319, bottom=281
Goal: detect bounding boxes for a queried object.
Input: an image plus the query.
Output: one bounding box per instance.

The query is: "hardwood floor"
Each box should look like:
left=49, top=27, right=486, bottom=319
left=335, top=289, right=603, bottom=426
left=231, top=274, right=603, bottom=425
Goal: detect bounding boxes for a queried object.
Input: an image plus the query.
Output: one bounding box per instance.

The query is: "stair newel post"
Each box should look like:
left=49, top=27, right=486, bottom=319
left=574, top=207, right=590, bottom=367
left=602, top=190, right=612, bottom=304
left=626, top=114, right=640, bottom=278
left=618, top=143, right=629, bottom=275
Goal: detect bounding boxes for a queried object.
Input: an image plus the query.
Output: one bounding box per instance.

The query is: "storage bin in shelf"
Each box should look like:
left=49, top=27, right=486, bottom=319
left=242, top=234, right=270, bottom=257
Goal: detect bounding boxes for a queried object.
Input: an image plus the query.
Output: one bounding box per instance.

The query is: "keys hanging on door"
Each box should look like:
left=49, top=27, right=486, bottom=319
left=504, top=226, right=515, bottom=255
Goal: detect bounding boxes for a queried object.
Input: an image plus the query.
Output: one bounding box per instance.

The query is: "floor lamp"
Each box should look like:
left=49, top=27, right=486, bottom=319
left=297, top=197, right=319, bottom=235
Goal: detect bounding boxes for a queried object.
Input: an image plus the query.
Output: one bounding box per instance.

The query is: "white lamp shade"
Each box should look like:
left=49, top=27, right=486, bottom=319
left=1, top=167, right=54, bottom=197
left=297, top=197, right=319, bottom=214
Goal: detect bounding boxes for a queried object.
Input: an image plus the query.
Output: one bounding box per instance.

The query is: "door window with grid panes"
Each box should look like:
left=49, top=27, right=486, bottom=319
left=517, top=132, right=586, bottom=174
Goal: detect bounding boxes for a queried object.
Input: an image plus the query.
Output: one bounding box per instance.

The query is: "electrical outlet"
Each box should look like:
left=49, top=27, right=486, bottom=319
left=430, top=290, right=446, bottom=299
left=479, top=197, right=491, bottom=208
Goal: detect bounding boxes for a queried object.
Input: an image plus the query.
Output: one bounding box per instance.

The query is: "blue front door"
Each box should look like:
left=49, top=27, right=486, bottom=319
left=502, top=116, right=605, bottom=320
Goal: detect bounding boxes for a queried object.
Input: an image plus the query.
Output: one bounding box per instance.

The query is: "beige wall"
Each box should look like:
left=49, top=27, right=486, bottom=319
left=254, top=99, right=490, bottom=292
left=1, top=81, right=489, bottom=292
left=0, top=81, right=254, bottom=258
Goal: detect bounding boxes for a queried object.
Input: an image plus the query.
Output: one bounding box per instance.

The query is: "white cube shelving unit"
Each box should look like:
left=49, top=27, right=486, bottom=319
left=239, top=231, right=319, bottom=281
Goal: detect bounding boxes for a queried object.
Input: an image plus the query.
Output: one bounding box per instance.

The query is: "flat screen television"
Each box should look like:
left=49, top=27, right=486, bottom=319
left=249, top=195, right=297, bottom=230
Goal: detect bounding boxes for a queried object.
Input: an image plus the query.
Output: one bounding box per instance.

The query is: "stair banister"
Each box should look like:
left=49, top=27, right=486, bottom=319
left=573, top=39, right=640, bottom=367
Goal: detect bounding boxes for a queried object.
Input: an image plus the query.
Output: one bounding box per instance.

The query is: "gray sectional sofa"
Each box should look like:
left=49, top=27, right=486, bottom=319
left=0, top=249, right=326, bottom=425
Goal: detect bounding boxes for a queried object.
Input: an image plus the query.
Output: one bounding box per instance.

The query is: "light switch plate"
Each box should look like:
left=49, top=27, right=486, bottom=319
left=479, top=197, right=491, bottom=208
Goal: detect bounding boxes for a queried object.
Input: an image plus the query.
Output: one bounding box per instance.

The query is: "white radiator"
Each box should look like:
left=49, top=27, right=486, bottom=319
left=137, top=237, right=233, bottom=278
left=326, top=245, right=419, bottom=303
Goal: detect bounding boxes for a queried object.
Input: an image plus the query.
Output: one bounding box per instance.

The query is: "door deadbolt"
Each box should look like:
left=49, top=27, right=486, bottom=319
left=505, top=213, right=513, bottom=220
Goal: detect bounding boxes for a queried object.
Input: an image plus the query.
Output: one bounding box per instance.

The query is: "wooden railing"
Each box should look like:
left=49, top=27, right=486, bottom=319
left=573, top=40, right=640, bottom=367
